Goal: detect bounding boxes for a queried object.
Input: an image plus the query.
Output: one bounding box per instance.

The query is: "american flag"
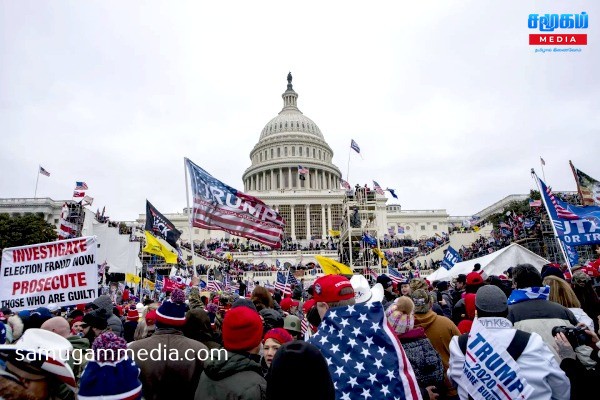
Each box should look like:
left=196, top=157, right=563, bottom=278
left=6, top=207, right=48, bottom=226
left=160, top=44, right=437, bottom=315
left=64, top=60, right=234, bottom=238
left=545, top=185, right=580, bottom=220
left=207, top=277, right=223, bottom=292
left=287, top=270, right=299, bottom=286
left=413, top=264, right=421, bottom=278
left=73, top=191, right=85, bottom=198
left=341, top=179, right=351, bottom=190
left=387, top=266, right=406, bottom=284
left=186, top=158, right=285, bottom=249
left=75, top=181, right=88, bottom=190
left=298, top=165, right=309, bottom=175
left=274, top=271, right=292, bottom=295
left=58, top=219, right=78, bottom=240
left=301, top=317, right=309, bottom=335
left=365, top=267, right=379, bottom=281
left=39, top=166, right=50, bottom=176
left=308, top=303, right=422, bottom=400
left=372, top=181, right=385, bottom=196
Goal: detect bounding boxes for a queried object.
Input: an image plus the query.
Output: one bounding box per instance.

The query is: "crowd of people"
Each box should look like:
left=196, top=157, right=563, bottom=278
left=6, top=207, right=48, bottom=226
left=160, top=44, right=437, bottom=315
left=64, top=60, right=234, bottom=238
left=2, top=258, right=600, bottom=399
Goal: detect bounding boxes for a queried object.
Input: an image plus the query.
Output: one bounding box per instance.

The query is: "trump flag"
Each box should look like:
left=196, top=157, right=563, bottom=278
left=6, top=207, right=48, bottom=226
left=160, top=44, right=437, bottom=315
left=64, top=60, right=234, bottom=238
left=186, top=158, right=285, bottom=248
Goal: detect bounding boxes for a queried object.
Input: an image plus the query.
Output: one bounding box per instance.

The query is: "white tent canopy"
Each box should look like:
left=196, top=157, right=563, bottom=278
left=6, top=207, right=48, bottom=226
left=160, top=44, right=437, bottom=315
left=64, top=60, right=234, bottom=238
left=427, top=243, right=550, bottom=282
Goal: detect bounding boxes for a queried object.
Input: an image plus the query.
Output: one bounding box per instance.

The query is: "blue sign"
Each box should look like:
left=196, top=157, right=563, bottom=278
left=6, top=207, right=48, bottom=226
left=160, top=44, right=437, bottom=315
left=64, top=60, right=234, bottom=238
left=528, top=12, right=588, bottom=31
left=441, top=246, right=462, bottom=270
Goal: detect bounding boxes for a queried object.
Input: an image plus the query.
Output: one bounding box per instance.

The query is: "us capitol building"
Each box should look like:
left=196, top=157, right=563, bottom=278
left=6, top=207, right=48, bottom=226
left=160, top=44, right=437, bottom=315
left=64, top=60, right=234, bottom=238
left=1, top=75, right=483, bottom=248
left=177, top=73, right=454, bottom=244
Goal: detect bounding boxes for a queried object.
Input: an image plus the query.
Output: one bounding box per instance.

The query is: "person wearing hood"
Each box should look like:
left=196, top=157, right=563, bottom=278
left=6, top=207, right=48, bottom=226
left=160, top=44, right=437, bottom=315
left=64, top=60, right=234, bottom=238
left=129, top=289, right=207, bottom=400
left=195, top=306, right=266, bottom=400
left=411, top=288, right=460, bottom=399
left=184, top=308, right=221, bottom=350
left=92, top=295, right=123, bottom=336
left=259, top=308, right=284, bottom=336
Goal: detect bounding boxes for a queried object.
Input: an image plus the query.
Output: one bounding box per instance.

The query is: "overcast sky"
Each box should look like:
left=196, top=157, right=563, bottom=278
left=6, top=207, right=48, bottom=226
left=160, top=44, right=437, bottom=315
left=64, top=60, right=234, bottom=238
left=1, top=1, right=598, bottom=221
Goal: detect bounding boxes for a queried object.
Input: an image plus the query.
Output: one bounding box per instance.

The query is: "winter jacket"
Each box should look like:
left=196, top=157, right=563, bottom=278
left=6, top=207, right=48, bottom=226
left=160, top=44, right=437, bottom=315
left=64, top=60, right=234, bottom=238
left=413, top=309, right=460, bottom=398
left=559, top=341, right=600, bottom=400
left=67, top=335, right=90, bottom=380
left=508, top=298, right=578, bottom=360
left=195, top=351, right=266, bottom=400
left=449, top=317, right=570, bottom=400
left=569, top=307, right=594, bottom=329
left=123, top=321, right=138, bottom=343
left=129, top=328, right=208, bottom=400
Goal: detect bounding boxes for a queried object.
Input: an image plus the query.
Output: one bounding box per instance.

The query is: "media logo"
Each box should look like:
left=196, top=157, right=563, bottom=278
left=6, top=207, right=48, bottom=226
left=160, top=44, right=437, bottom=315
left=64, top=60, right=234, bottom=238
left=528, top=12, right=588, bottom=47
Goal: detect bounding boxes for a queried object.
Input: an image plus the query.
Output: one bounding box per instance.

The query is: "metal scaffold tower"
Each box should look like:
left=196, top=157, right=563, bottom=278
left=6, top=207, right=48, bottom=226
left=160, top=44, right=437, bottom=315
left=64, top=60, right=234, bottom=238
left=338, top=186, right=382, bottom=272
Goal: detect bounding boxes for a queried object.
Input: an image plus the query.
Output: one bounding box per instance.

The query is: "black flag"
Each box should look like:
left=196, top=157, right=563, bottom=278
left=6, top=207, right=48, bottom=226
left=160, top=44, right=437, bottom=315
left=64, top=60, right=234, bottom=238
left=145, top=200, right=181, bottom=249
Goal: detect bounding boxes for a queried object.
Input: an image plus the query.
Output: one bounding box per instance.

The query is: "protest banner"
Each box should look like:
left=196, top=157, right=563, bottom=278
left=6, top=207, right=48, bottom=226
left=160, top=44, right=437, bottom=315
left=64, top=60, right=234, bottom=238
left=1, top=236, right=98, bottom=311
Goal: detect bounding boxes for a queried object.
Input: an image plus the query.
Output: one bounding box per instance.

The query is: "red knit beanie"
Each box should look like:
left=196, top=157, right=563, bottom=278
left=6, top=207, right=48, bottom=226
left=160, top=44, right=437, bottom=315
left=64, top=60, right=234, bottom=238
left=263, top=328, right=293, bottom=345
left=222, top=306, right=263, bottom=352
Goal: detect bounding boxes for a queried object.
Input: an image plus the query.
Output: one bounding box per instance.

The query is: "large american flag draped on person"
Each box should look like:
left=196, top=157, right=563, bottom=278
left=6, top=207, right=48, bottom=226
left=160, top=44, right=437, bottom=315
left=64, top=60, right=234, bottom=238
left=308, top=302, right=422, bottom=400
left=186, top=158, right=285, bottom=248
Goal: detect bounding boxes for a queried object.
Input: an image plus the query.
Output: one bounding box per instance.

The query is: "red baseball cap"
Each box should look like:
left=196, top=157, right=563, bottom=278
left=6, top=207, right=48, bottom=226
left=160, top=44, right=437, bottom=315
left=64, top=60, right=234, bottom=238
left=313, top=275, right=354, bottom=303
left=280, top=297, right=299, bottom=312
left=303, top=299, right=316, bottom=314
left=466, top=272, right=484, bottom=286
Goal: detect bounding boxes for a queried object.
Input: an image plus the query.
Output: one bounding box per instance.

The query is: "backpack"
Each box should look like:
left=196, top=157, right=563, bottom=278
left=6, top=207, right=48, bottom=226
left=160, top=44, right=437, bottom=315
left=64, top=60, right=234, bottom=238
left=402, top=337, right=445, bottom=388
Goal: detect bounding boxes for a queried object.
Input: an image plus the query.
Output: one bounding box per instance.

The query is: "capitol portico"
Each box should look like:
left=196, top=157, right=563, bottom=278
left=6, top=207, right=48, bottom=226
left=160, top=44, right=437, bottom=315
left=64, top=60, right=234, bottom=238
left=241, top=73, right=353, bottom=242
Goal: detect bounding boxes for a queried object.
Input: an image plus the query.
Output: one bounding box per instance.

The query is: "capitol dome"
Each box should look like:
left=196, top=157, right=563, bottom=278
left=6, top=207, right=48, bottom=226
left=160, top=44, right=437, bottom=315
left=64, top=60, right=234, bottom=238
left=242, top=73, right=342, bottom=193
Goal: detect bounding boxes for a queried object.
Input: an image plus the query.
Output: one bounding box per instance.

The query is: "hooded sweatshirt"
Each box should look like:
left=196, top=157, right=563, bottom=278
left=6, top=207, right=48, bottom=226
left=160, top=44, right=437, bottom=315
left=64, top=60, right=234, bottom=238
left=93, top=295, right=123, bottom=336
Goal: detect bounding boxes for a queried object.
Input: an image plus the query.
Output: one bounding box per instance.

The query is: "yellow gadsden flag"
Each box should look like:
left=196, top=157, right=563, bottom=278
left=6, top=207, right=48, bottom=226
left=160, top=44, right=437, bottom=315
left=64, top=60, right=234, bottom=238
left=328, top=229, right=341, bottom=237
left=315, top=255, right=353, bottom=275
left=143, top=231, right=178, bottom=264
left=125, top=273, right=141, bottom=284
left=372, top=248, right=388, bottom=267
left=143, top=280, right=155, bottom=291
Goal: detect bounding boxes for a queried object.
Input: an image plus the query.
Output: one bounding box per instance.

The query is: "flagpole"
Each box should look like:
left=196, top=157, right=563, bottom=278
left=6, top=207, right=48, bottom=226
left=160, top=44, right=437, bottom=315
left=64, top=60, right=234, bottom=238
left=540, top=157, right=546, bottom=182
left=34, top=166, right=40, bottom=198
left=532, top=169, right=572, bottom=275
left=184, top=158, right=198, bottom=277
left=346, top=147, right=351, bottom=185
left=569, top=160, right=584, bottom=204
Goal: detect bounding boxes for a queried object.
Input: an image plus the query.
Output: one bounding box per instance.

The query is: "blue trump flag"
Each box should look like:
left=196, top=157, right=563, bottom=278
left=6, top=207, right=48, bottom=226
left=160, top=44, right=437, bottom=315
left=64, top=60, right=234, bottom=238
left=538, top=176, right=600, bottom=245
left=308, top=302, right=422, bottom=400
left=441, top=246, right=462, bottom=270
left=562, top=240, right=579, bottom=267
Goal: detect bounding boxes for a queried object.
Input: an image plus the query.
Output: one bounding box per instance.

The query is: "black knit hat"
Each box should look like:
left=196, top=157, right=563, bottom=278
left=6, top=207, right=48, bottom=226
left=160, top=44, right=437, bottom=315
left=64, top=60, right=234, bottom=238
left=83, top=308, right=109, bottom=330
left=266, top=341, right=335, bottom=400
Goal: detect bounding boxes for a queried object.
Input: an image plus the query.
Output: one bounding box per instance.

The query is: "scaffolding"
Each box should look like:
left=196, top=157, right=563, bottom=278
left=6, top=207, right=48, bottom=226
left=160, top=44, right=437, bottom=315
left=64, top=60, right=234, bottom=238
left=338, top=187, right=382, bottom=272
left=63, top=201, right=86, bottom=238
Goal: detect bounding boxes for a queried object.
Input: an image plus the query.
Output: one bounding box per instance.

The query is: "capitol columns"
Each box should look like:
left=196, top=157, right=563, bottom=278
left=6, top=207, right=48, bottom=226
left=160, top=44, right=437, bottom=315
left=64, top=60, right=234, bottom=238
left=279, top=168, right=283, bottom=189
left=288, top=168, right=292, bottom=190
left=271, top=171, right=275, bottom=191
left=321, top=204, right=326, bottom=240
left=327, top=204, right=332, bottom=232
left=290, top=204, right=296, bottom=240
left=263, top=171, right=266, bottom=190
left=306, top=204, right=311, bottom=240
